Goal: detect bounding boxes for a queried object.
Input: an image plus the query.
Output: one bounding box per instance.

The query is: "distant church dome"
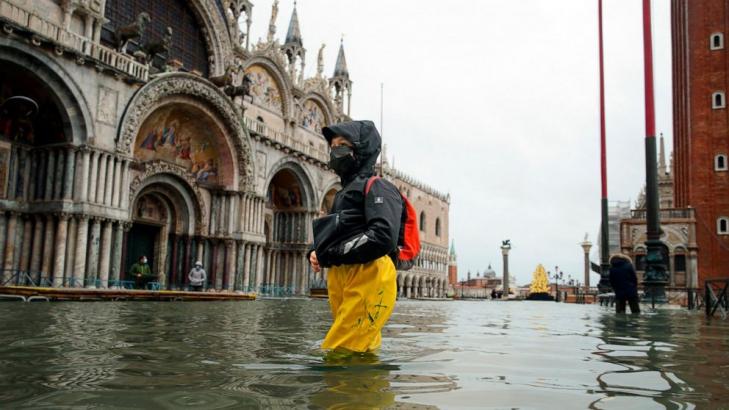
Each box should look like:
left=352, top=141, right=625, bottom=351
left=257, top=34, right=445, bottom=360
left=484, top=264, right=496, bottom=278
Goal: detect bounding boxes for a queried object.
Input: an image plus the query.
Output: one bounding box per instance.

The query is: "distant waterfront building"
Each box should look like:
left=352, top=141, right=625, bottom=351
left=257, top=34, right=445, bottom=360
left=671, top=0, right=729, bottom=286
left=0, top=0, right=448, bottom=298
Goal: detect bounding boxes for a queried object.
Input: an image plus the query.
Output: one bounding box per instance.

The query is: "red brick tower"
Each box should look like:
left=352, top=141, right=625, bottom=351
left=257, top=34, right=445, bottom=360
left=672, top=0, right=729, bottom=283
left=448, top=240, right=458, bottom=286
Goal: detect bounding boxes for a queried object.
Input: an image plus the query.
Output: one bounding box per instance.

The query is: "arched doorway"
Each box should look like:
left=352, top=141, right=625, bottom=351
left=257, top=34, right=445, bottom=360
left=124, top=176, right=198, bottom=290
left=263, top=166, right=315, bottom=296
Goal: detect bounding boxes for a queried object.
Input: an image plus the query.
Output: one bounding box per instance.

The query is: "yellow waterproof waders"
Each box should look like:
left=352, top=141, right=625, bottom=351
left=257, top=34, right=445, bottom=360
left=322, top=255, right=397, bottom=353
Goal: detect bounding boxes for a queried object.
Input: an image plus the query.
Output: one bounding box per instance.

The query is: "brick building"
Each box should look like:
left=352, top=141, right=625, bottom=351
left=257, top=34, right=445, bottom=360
left=672, top=0, right=729, bottom=284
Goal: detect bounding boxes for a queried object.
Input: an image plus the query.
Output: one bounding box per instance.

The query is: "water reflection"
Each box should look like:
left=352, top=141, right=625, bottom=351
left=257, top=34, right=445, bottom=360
left=0, top=301, right=727, bottom=408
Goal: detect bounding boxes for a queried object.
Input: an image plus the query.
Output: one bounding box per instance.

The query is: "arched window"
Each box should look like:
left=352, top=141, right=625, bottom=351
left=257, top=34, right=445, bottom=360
left=718, top=217, right=729, bottom=234
left=419, top=211, right=426, bottom=232
left=102, top=0, right=210, bottom=75
left=435, top=218, right=442, bottom=237
left=716, top=154, right=728, bottom=171
left=711, top=33, right=725, bottom=50
left=713, top=91, right=726, bottom=109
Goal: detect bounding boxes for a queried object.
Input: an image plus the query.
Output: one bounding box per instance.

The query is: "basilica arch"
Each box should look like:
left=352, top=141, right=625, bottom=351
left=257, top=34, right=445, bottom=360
left=117, top=73, right=255, bottom=191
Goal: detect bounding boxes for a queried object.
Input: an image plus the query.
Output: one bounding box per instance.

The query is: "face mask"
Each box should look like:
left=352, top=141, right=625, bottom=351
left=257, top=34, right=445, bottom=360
left=141, top=258, right=147, bottom=264
left=329, top=145, right=357, bottom=176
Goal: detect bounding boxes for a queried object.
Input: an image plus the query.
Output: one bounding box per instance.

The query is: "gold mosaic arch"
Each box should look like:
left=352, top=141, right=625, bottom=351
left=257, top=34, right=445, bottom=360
left=242, top=57, right=294, bottom=118
left=117, top=73, right=255, bottom=191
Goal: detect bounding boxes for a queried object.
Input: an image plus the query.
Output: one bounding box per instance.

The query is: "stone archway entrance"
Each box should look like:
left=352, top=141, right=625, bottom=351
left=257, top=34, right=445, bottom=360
left=262, top=167, right=316, bottom=296
left=123, top=178, right=198, bottom=290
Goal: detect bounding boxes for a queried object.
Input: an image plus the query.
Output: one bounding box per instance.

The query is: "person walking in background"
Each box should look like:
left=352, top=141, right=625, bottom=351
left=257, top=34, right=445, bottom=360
left=609, top=254, right=640, bottom=314
left=188, top=261, right=207, bottom=291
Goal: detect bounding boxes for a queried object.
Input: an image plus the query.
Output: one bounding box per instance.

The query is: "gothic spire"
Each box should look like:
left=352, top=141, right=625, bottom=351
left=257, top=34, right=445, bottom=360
left=333, top=38, right=349, bottom=78
left=284, top=1, right=302, bottom=47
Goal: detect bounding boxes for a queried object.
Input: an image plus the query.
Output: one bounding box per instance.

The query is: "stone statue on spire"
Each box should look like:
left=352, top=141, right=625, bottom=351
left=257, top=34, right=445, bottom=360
left=267, top=0, right=279, bottom=42
left=317, top=43, right=325, bottom=77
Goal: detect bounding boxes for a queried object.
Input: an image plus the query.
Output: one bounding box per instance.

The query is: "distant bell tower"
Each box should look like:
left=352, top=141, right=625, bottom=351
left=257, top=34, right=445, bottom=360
left=448, top=240, right=458, bottom=286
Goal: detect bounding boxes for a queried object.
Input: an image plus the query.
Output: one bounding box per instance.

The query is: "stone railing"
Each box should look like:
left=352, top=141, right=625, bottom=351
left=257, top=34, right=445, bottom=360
left=384, top=165, right=450, bottom=203
left=0, top=0, right=148, bottom=81
left=243, top=116, right=329, bottom=164
left=630, top=208, right=695, bottom=220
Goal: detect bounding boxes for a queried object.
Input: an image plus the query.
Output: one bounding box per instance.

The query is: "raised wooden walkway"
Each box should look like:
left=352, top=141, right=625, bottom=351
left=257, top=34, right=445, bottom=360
left=0, top=286, right=256, bottom=302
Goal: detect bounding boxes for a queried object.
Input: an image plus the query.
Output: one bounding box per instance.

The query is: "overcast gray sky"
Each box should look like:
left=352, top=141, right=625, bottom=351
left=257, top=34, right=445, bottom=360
left=248, top=0, right=673, bottom=285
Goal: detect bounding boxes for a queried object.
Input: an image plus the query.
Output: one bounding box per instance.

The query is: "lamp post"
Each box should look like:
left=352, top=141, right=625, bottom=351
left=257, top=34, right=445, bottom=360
left=641, top=0, right=668, bottom=304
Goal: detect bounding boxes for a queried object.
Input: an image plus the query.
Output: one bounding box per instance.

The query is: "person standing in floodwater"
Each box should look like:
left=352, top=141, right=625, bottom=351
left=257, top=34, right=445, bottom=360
left=308, top=120, right=402, bottom=354
left=609, top=254, right=641, bottom=314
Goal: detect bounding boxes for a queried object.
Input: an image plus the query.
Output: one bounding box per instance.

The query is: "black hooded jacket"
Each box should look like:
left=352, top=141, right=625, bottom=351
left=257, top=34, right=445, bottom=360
left=609, top=257, right=639, bottom=299
left=313, top=120, right=403, bottom=267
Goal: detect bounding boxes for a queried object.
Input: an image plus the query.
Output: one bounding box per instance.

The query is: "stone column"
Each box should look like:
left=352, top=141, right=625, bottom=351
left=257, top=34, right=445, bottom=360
left=243, top=244, right=251, bottom=291
left=0, top=214, right=6, bottom=276
left=20, top=148, right=31, bottom=200
left=501, top=242, right=511, bottom=299
left=111, top=158, right=122, bottom=207
left=236, top=241, right=244, bottom=290
left=120, top=160, right=131, bottom=208
left=581, top=238, right=592, bottom=293
left=42, top=150, right=55, bottom=201
left=157, top=226, right=169, bottom=288
left=29, top=216, right=44, bottom=277
left=75, top=148, right=90, bottom=202
left=52, top=214, right=69, bottom=287
left=27, top=151, right=37, bottom=201
left=110, top=222, right=123, bottom=286
left=64, top=217, right=77, bottom=285
left=196, top=239, right=204, bottom=264
left=98, top=220, right=113, bottom=288
left=73, top=216, right=89, bottom=287
left=668, top=251, right=676, bottom=287
left=209, top=195, right=218, bottom=237
left=225, top=240, right=236, bottom=291
left=53, top=149, right=65, bottom=200
left=95, top=154, right=108, bottom=204
left=87, top=151, right=99, bottom=203
left=40, top=215, right=55, bottom=280
left=18, top=216, right=33, bottom=273
left=85, top=218, right=102, bottom=287
left=104, top=155, right=114, bottom=206
left=2, top=213, right=19, bottom=280
left=256, top=245, right=264, bottom=290
left=63, top=148, right=75, bottom=200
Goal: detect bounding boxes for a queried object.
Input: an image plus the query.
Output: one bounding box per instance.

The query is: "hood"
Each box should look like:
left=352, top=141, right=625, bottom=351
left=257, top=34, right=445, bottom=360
left=323, top=120, right=381, bottom=180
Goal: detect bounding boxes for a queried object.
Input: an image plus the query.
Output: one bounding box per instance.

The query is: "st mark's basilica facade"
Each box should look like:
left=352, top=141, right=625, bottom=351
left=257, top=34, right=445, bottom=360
left=0, top=0, right=450, bottom=298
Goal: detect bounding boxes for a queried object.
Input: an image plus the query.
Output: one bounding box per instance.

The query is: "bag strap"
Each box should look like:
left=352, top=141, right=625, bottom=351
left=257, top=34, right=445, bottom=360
left=365, top=176, right=381, bottom=195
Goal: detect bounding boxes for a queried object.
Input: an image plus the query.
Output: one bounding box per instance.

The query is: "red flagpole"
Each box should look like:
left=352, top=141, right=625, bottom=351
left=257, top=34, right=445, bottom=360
left=598, top=0, right=611, bottom=292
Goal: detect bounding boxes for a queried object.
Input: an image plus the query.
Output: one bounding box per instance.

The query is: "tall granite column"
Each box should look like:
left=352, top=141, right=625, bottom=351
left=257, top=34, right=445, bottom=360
left=73, top=216, right=89, bottom=287
left=581, top=237, right=592, bottom=293
left=52, top=214, right=69, bottom=287
left=64, top=217, right=78, bottom=284
left=501, top=242, right=511, bottom=299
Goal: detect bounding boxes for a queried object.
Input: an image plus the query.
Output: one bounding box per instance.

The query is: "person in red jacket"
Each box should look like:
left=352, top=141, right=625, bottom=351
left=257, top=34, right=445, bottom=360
left=309, top=120, right=402, bottom=354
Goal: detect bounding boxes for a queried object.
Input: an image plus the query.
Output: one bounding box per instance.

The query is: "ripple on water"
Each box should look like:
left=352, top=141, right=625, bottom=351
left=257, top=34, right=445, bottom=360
left=0, top=300, right=728, bottom=408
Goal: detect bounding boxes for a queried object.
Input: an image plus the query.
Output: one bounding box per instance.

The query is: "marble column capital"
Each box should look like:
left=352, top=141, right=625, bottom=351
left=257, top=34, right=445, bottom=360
left=56, top=212, right=72, bottom=221
left=122, top=222, right=133, bottom=232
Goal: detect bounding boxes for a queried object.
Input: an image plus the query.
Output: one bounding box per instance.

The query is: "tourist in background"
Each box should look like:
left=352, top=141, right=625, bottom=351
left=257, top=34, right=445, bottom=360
left=609, top=254, right=640, bottom=314
left=129, top=255, right=156, bottom=290
left=188, top=261, right=207, bottom=291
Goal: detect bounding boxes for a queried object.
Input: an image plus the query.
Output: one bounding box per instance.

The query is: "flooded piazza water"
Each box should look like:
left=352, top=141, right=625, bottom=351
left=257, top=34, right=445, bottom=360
left=0, top=299, right=727, bottom=409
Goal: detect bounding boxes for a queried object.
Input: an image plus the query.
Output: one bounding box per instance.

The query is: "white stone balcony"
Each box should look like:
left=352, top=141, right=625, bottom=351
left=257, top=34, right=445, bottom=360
left=0, top=0, right=148, bottom=81
left=243, top=116, right=329, bottom=164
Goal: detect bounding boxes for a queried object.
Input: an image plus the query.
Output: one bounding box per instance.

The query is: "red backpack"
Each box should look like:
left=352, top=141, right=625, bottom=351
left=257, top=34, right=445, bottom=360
left=365, top=176, right=421, bottom=270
